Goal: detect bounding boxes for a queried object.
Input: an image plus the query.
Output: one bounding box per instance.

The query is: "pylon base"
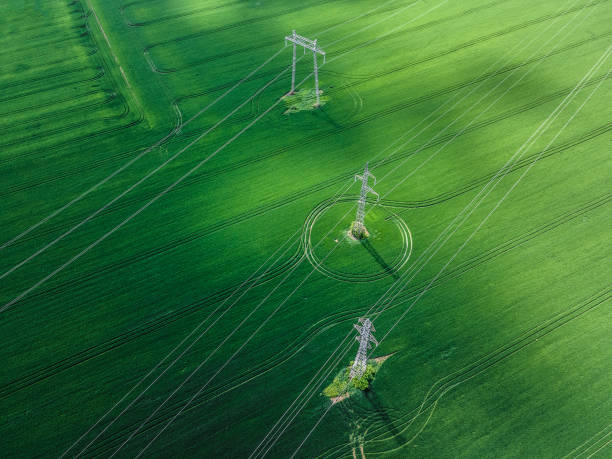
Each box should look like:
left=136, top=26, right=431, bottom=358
left=349, top=221, right=369, bottom=240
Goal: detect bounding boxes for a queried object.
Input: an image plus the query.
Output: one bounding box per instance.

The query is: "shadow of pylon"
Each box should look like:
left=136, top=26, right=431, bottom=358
left=314, top=104, right=343, bottom=128
left=364, top=389, right=406, bottom=447
left=362, top=239, right=400, bottom=280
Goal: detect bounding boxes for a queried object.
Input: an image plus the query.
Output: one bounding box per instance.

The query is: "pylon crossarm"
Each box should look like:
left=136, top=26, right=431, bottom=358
left=284, top=34, right=326, bottom=56
left=294, top=32, right=316, bottom=44
left=365, top=187, right=380, bottom=203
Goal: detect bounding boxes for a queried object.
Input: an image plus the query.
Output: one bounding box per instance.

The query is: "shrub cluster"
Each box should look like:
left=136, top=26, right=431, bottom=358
left=322, top=360, right=382, bottom=398
left=351, top=364, right=377, bottom=390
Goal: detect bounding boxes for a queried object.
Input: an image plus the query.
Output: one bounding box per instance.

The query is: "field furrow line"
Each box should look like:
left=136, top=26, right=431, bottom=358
left=36, top=196, right=608, bottom=456
left=364, top=289, right=612, bottom=449
left=9, top=117, right=607, bottom=310
left=0, top=93, right=117, bottom=135
left=144, top=0, right=504, bottom=73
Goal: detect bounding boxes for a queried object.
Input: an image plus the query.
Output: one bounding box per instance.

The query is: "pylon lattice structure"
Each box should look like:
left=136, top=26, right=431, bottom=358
left=352, top=162, right=379, bottom=239
left=284, top=30, right=326, bottom=106
left=350, top=318, right=378, bottom=379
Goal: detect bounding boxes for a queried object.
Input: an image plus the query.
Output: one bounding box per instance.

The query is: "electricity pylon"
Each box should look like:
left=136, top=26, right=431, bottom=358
left=284, top=31, right=326, bottom=106
left=352, top=162, right=379, bottom=239
left=350, top=318, right=378, bottom=379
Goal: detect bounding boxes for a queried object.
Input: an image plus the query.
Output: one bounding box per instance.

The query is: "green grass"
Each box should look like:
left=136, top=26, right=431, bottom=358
left=0, top=0, right=610, bottom=457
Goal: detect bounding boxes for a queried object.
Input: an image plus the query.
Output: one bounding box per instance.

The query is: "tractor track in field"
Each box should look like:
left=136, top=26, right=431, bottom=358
left=170, top=30, right=608, bottom=140
left=390, top=123, right=611, bottom=212
left=324, top=30, right=612, bottom=106
left=5, top=43, right=97, bottom=73
left=173, top=29, right=612, bottom=138
left=0, top=66, right=104, bottom=107
left=6, top=9, right=88, bottom=35
left=143, top=0, right=506, bottom=74
left=128, top=0, right=346, bottom=30
left=3, top=0, right=606, bottom=454
left=327, top=0, right=608, bottom=78
left=562, top=423, right=612, bottom=458
left=0, top=88, right=103, bottom=119
left=341, top=287, right=612, bottom=457
left=3, top=69, right=608, bottom=259
left=4, top=119, right=609, bottom=310
left=0, top=114, right=143, bottom=170
left=0, top=84, right=144, bottom=168
left=0, top=32, right=90, bottom=58
left=302, top=203, right=412, bottom=283
left=140, top=6, right=399, bottom=75
left=2, top=47, right=98, bottom=83
left=169, top=27, right=608, bottom=114
left=119, top=0, right=244, bottom=27
left=0, top=250, right=305, bottom=400
left=173, top=31, right=610, bottom=148
left=3, top=13, right=605, bottom=196
left=1, top=10, right=86, bottom=39
left=0, top=98, right=132, bottom=152
left=3, top=3, right=85, bottom=29
left=388, top=194, right=611, bottom=300
left=3, top=88, right=128, bottom=128
left=143, top=0, right=605, bottom=76
left=302, top=193, right=610, bottom=284
left=0, top=93, right=118, bottom=134
left=0, top=145, right=148, bottom=197
left=319, top=288, right=611, bottom=458
left=0, top=20, right=88, bottom=48
left=1, top=190, right=607, bottom=415
left=0, top=1, right=144, bottom=170
left=0, top=64, right=101, bottom=91
left=0, top=89, right=142, bottom=169
left=81, top=204, right=611, bottom=457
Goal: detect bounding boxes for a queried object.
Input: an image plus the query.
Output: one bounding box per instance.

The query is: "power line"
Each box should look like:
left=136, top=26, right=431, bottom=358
left=290, top=43, right=612, bottom=459
left=254, top=2, right=602, bottom=453
left=65, top=3, right=443, bottom=454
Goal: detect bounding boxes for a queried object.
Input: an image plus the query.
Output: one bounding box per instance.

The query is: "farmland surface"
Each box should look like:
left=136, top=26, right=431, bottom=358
left=0, top=0, right=610, bottom=457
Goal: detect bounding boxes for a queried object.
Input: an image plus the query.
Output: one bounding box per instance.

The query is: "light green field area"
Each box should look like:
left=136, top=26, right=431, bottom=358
left=0, top=0, right=610, bottom=457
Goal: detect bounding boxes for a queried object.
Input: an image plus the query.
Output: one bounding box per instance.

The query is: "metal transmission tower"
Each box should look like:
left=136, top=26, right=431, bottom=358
left=284, top=30, right=326, bottom=106
left=352, top=162, right=379, bottom=239
left=350, top=318, right=378, bottom=379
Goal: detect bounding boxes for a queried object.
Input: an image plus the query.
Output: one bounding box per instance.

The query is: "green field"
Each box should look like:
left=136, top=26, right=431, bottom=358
left=1, top=0, right=611, bottom=457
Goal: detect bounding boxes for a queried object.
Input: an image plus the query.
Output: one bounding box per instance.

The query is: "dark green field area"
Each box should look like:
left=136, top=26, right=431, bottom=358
left=0, top=0, right=610, bottom=457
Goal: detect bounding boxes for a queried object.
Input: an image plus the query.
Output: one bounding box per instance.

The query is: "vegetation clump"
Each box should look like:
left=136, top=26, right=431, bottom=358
left=349, top=221, right=370, bottom=240
left=283, top=88, right=328, bottom=113
left=323, top=360, right=383, bottom=399
left=352, top=363, right=378, bottom=390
